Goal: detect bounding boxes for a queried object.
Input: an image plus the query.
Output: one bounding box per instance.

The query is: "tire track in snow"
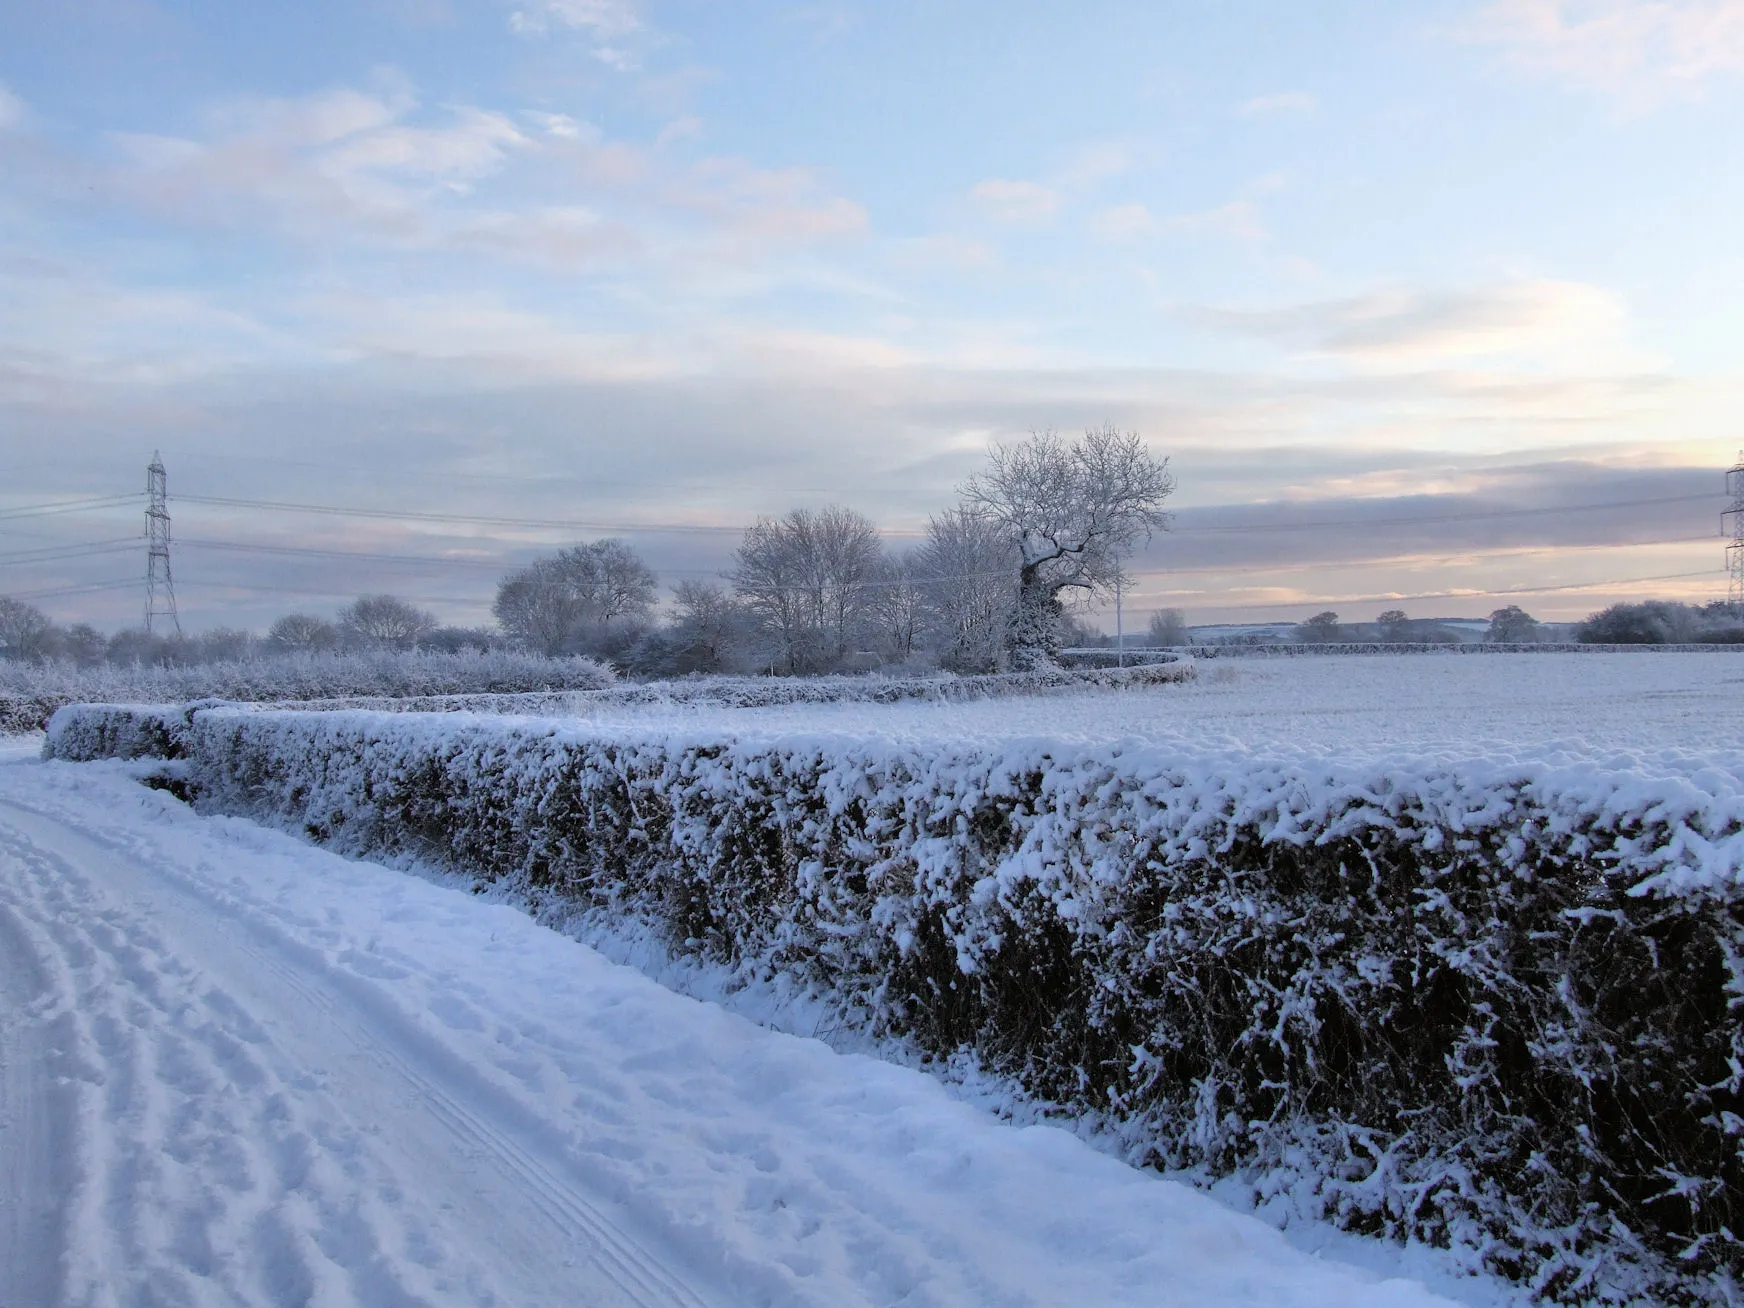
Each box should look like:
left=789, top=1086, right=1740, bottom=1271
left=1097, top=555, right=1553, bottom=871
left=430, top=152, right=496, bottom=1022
left=0, top=885, right=72, bottom=1308
left=0, top=800, right=717, bottom=1308
left=0, top=817, right=359, bottom=1308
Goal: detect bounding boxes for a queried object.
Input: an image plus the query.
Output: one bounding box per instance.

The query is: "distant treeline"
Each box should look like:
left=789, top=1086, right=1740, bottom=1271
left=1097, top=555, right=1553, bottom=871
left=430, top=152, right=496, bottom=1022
left=4, top=428, right=1188, bottom=679
left=1174, top=602, right=1744, bottom=649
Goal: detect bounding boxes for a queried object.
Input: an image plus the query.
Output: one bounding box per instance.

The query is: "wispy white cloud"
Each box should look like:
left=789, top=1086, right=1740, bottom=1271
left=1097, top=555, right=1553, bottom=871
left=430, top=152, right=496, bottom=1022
left=892, top=233, right=1000, bottom=272
left=367, top=0, right=457, bottom=28
left=655, top=115, right=703, bottom=147
left=1239, top=91, right=1319, bottom=116
left=95, top=80, right=866, bottom=272
left=661, top=155, right=868, bottom=247
left=1056, top=141, right=1131, bottom=187
left=1462, top=0, right=1744, bottom=106
left=507, top=0, right=652, bottom=70
left=508, top=0, right=642, bottom=38
left=528, top=111, right=599, bottom=142
left=447, top=206, right=641, bottom=268
left=1168, top=200, right=1268, bottom=244
left=969, top=178, right=1060, bottom=225
left=0, top=82, right=29, bottom=132
left=111, top=88, right=531, bottom=242
left=1090, top=202, right=1156, bottom=242
left=1184, top=278, right=1644, bottom=370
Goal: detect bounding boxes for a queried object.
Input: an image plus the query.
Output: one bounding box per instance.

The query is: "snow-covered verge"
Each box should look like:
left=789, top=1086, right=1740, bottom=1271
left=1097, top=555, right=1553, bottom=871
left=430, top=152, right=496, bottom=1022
left=46, top=701, right=1744, bottom=1303
left=0, top=648, right=616, bottom=734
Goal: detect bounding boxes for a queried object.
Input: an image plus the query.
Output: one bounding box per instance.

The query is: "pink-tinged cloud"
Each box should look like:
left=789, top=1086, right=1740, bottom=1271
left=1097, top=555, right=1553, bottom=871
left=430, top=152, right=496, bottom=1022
left=1184, top=279, right=1639, bottom=369
left=1463, top=0, right=1744, bottom=105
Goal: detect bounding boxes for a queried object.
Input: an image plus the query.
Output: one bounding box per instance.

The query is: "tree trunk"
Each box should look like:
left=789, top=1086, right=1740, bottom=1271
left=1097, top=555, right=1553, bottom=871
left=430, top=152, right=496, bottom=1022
left=1005, top=564, right=1064, bottom=670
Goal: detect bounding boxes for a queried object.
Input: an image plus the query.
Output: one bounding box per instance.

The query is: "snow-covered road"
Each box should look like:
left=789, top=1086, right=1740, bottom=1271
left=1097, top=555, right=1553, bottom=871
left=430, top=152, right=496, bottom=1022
left=0, top=746, right=1502, bottom=1307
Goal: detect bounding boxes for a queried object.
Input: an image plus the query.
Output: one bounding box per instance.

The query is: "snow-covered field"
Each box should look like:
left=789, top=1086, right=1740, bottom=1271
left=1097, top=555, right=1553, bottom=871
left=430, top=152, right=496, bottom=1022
left=0, top=741, right=1517, bottom=1308
left=466, top=651, right=1744, bottom=761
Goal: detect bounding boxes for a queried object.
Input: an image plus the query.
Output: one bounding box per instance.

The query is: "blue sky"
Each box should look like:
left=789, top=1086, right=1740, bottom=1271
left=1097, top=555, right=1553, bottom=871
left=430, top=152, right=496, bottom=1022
left=4, top=0, right=1744, bottom=630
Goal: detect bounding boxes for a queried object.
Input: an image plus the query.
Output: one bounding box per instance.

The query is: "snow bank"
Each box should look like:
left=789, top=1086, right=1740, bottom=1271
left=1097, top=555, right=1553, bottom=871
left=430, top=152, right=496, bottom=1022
left=46, top=699, right=1744, bottom=1303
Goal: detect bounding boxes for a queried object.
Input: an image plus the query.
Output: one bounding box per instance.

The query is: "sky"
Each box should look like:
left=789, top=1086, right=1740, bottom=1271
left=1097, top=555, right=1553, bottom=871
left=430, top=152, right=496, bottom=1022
left=4, top=0, right=1744, bottom=633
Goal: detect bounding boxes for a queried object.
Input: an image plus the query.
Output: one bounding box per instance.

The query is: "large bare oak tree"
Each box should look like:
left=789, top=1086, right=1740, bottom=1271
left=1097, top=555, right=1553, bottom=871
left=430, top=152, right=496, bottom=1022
left=960, top=426, right=1174, bottom=669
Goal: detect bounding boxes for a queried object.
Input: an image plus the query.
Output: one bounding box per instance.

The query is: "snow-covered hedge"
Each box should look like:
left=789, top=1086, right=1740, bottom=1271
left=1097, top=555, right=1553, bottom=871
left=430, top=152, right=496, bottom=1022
left=0, top=692, right=62, bottom=736
left=22, top=661, right=1190, bottom=737
left=0, top=649, right=615, bottom=734
left=265, top=659, right=1194, bottom=715
left=46, top=701, right=1744, bottom=1303
left=44, top=701, right=207, bottom=761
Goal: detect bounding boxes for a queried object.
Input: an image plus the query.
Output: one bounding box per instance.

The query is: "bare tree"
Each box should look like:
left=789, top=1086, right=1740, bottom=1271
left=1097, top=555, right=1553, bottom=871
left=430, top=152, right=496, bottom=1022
left=266, top=613, right=340, bottom=654
left=0, top=597, right=54, bottom=662
left=195, top=627, right=257, bottom=663
left=729, top=518, right=812, bottom=673
left=959, top=426, right=1174, bottom=669
left=671, top=580, right=752, bottom=673
left=61, top=623, right=106, bottom=667
left=1146, top=608, right=1189, bottom=647
left=1376, top=609, right=1410, bottom=642
left=730, top=506, right=884, bottom=674
left=867, top=551, right=926, bottom=665
left=915, top=507, right=1016, bottom=673
left=1486, top=605, right=1542, bottom=643
left=494, top=558, right=583, bottom=657
left=1296, top=610, right=1341, bottom=643
left=105, top=629, right=171, bottom=667
left=339, top=594, right=437, bottom=650
left=494, top=539, right=658, bottom=657
left=584, top=539, right=660, bottom=625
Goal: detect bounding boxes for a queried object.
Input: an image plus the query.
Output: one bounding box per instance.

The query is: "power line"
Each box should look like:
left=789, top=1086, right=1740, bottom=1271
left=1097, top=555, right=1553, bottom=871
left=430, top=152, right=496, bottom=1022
left=179, top=579, right=495, bottom=608
left=10, top=526, right=1719, bottom=582
left=1168, top=491, right=1717, bottom=535
left=174, top=494, right=755, bottom=536
left=0, top=494, right=142, bottom=522
left=186, top=449, right=882, bottom=496
left=16, top=528, right=1722, bottom=607
left=6, top=578, right=144, bottom=602
left=0, top=538, right=140, bottom=564
left=1122, top=534, right=1720, bottom=581
left=1134, top=568, right=1723, bottom=614
left=26, top=564, right=1712, bottom=617
left=177, top=538, right=520, bottom=570
left=166, top=488, right=1720, bottom=542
